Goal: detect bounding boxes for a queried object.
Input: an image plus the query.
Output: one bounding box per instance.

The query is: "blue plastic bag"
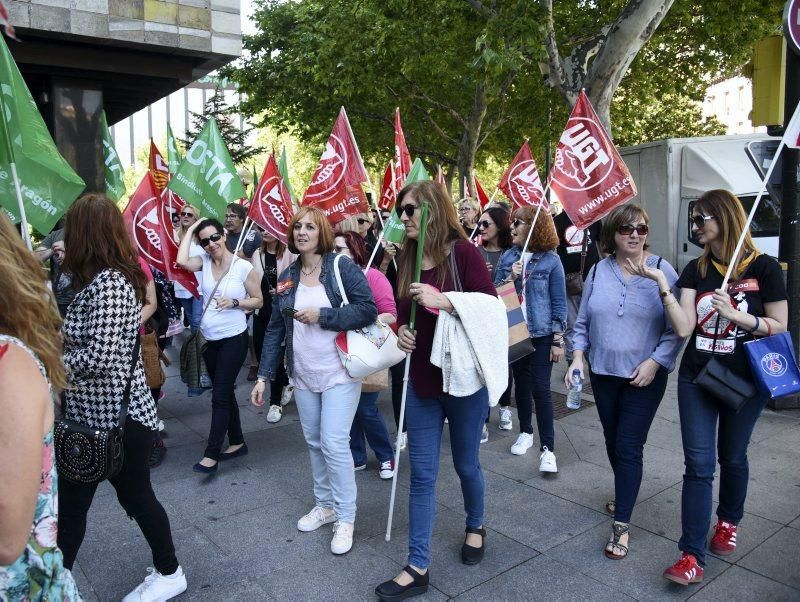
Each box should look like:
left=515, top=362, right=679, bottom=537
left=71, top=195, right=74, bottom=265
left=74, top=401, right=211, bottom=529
left=743, top=332, right=800, bottom=399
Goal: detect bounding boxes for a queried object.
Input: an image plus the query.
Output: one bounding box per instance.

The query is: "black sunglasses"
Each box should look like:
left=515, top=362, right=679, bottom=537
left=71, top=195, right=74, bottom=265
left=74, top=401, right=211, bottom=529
left=617, top=224, right=649, bottom=236
left=198, top=232, right=223, bottom=248
left=396, top=204, right=416, bottom=218
left=511, top=219, right=528, bottom=228
left=478, top=220, right=492, bottom=230
left=356, top=218, right=369, bottom=225
left=180, top=211, right=196, bottom=217
left=691, top=214, right=715, bottom=229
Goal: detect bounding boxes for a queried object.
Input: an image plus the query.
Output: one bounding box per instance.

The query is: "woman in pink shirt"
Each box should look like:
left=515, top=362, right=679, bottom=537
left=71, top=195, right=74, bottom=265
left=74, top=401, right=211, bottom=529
left=334, top=232, right=398, bottom=480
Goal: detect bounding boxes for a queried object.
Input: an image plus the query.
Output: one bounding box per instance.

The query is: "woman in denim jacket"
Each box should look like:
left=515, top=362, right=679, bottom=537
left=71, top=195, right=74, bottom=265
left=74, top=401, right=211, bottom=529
left=251, top=207, right=377, bottom=556
left=495, top=206, right=567, bottom=473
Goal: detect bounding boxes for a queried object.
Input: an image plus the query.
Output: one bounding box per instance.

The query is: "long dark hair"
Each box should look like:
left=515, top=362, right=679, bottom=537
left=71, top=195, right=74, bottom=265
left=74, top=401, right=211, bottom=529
left=481, top=205, right=512, bottom=250
left=64, top=193, right=147, bottom=302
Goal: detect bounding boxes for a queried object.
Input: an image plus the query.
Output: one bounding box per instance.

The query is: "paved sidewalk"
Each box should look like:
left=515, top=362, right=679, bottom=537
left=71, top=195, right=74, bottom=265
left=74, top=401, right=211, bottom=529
left=71, top=341, right=800, bottom=601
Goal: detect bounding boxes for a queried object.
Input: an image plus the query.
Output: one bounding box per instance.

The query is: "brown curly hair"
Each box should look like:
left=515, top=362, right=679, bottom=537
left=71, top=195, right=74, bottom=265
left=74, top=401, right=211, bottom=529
left=0, top=214, right=66, bottom=389
left=512, top=206, right=559, bottom=252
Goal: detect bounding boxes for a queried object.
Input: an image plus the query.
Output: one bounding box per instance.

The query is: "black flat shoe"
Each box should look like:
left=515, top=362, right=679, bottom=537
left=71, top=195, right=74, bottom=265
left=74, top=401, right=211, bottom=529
left=461, top=526, right=486, bottom=565
left=219, top=444, right=248, bottom=461
left=192, top=461, right=218, bottom=474
left=375, top=565, right=429, bottom=601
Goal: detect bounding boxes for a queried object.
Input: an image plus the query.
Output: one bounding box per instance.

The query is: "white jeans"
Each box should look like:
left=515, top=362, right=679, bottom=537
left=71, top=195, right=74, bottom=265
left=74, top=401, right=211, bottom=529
left=294, top=381, right=362, bottom=523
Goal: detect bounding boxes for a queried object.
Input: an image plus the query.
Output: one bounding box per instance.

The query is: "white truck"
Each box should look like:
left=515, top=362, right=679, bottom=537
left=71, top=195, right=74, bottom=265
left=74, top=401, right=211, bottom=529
left=619, top=134, right=780, bottom=272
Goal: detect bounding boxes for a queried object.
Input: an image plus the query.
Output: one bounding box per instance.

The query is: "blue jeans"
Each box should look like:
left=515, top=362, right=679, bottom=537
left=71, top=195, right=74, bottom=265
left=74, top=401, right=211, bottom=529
left=406, top=382, right=488, bottom=569
left=590, top=368, right=668, bottom=522
left=294, top=381, right=362, bottom=523
left=529, top=335, right=555, bottom=450
left=677, top=374, right=768, bottom=565
left=350, top=391, right=394, bottom=466
left=177, top=296, right=202, bottom=331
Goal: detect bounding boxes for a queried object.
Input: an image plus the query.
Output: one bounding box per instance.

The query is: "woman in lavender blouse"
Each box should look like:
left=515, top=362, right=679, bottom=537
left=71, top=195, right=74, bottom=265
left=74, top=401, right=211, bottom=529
left=566, top=204, right=684, bottom=561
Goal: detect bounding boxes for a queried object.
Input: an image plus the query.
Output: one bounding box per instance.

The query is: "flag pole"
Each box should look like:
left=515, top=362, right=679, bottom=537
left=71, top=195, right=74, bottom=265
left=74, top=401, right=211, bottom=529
left=0, top=91, right=32, bottom=250
left=468, top=189, right=500, bottom=241
left=721, top=139, right=785, bottom=290
left=219, top=216, right=254, bottom=299
left=519, top=182, right=551, bottom=281
left=386, top=201, right=429, bottom=542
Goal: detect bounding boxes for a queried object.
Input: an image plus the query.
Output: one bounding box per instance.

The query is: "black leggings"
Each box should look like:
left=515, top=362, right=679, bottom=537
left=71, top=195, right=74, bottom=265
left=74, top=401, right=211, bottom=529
left=57, top=417, right=179, bottom=575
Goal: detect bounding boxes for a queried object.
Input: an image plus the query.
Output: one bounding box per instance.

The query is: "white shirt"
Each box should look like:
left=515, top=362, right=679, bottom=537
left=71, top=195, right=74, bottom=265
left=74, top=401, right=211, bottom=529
left=174, top=242, right=204, bottom=299
left=199, top=254, right=253, bottom=341
left=290, top=282, right=355, bottom=392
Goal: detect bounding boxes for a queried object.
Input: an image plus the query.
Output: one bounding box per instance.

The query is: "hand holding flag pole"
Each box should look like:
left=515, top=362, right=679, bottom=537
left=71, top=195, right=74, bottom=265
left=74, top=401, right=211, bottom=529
left=386, top=201, right=429, bottom=542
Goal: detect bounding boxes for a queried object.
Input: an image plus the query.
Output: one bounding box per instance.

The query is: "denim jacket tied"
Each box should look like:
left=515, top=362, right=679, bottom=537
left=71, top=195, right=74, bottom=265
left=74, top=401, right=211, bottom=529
left=256, top=252, right=377, bottom=381
left=494, top=246, right=567, bottom=338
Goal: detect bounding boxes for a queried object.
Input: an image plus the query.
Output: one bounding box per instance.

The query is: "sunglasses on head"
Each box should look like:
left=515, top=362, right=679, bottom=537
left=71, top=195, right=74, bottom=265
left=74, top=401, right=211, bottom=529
left=180, top=211, right=196, bottom=218
left=617, top=224, right=649, bottom=236
left=511, top=219, right=528, bottom=228
left=198, top=232, right=223, bottom=248
left=478, top=220, right=492, bottom=230
left=396, top=204, right=417, bottom=218
left=691, top=214, right=715, bottom=229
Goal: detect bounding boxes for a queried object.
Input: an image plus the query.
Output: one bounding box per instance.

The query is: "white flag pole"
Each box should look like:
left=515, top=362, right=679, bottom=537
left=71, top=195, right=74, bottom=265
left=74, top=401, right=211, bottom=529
left=386, top=352, right=411, bottom=542
left=218, top=216, right=254, bottom=300
left=0, top=92, right=32, bottom=251
left=468, top=189, right=500, bottom=241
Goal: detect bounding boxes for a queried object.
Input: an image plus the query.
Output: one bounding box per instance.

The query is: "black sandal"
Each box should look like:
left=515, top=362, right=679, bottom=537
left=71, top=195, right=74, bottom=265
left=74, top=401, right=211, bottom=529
left=604, top=522, right=629, bottom=560
left=375, top=565, right=429, bottom=601
left=461, top=526, right=487, bottom=565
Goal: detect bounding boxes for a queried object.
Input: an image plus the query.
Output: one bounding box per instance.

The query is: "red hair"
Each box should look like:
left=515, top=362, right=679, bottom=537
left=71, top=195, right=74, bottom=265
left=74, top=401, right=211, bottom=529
left=336, top=231, right=367, bottom=267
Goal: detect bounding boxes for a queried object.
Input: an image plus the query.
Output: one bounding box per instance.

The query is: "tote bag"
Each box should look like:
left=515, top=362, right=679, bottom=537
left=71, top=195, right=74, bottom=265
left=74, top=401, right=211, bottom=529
left=744, top=331, right=800, bottom=399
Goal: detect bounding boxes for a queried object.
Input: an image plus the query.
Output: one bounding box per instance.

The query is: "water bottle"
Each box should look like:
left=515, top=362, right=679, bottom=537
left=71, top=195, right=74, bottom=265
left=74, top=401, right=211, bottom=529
left=566, top=369, right=583, bottom=410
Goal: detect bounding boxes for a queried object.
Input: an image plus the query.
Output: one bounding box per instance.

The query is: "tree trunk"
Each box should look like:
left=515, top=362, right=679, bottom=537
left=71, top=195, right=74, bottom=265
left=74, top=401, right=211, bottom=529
left=456, top=81, right=488, bottom=199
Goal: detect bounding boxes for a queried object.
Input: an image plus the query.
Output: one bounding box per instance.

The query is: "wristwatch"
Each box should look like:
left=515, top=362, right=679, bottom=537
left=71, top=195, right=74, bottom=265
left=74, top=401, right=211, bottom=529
left=232, top=298, right=240, bottom=308
left=256, top=377, right=266, bottom=384
left=552, top=338, right=564, bottom=348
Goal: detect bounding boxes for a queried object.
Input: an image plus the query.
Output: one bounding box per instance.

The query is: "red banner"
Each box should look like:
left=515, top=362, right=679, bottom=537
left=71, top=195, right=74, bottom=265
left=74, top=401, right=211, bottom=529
left=159, top=189, right=199, bottom=298
left=498, top=141, right=547, bottom=209
left=301, top=107, right=370, bottom=224
left=149, top=140, right=169, bottom=191
left=469, top=175, right=491, bottom=208
left=548, top=90, right=637, bottom=229
left=393, top=108, right=412, bottom=189
left=377, top=162, right=395, bottom=211
left=248, top=154, right=295, bottom=245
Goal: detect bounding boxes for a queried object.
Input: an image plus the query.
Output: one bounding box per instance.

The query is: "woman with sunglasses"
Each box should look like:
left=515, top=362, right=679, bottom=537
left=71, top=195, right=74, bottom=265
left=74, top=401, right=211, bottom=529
left=173, top=205, right=203, bottom=331
left=629, top=190, right=787, bottom=585
left=375, top=181, right=504, bottom=601
left=177, top=218, right=263, bottom=474
left=251, top=207, right=377, bottom=556
left=566, top=204, right=683, bottom=561
left=493, top=207, right=565, bottom=470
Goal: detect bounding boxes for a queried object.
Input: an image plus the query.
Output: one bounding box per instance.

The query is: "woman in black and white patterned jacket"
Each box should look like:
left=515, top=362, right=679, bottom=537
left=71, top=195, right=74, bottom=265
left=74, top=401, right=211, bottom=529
left=56, top=194, right=188, bottom=602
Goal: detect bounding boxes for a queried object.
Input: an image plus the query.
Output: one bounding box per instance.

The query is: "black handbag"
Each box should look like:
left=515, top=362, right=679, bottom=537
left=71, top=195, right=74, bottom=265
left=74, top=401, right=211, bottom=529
left=54, top=335, right=141, bottom=484
left=693, top=314, right=756, bottom=413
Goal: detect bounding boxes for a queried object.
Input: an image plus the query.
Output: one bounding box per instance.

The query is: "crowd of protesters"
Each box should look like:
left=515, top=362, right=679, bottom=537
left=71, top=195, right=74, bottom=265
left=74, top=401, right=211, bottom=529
left=0, top=181, right=788, bottom=600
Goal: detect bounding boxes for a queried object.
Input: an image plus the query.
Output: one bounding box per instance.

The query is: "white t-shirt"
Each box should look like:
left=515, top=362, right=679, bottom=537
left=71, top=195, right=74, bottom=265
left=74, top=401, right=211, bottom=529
left=199, top=254, right=253, bottom=341
left=290, top=282, right=355, bottom=392
left=174, top=242, right=204, bottom=299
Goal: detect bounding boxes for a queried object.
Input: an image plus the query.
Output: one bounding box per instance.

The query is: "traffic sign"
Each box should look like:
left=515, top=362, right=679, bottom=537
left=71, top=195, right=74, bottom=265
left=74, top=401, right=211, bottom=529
left=784, top=0, right=800, bottom=54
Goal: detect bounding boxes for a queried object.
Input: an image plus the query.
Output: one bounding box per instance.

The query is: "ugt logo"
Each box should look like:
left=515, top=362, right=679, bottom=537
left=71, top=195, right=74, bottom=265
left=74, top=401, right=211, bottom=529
left=305, top=136, right=346, bottom=202
left=554, top=117, right=613, bottom=191
left=760, top=352, right=788, bottom=377
left=509, top=160, right=545, bottom=205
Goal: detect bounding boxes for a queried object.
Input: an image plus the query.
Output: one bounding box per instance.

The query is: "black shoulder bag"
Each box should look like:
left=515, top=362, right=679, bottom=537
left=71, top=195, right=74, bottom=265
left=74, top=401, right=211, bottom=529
left=565, top=231, right=589, bottom=296
left=55, top=335, right=141, bottom=483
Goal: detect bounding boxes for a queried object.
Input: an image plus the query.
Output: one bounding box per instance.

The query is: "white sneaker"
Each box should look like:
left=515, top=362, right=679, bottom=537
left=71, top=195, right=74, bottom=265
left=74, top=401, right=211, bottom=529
left=498, top=408, right=513, bottom=431
left=122, top=566, right=187, bottom=602
left=330, top=521, right=354, bottom=555
left=379, top=459, right=395, bottom=480
left=394, top=432, right=407, bottom=451
left=480, top=425, right=489, bottom=444
left=266, top=405, right=283, bottom=423
left=539, top=446, right=558, bottom=473
left=199, top=374, right=212, bottom=389
left=157, top=420, right=165, bottom=433
left=281, top=385, right=294, bottom=406
left=510, top=432, right=534, bottom=455
left=297, top=505, right=336, bottom=532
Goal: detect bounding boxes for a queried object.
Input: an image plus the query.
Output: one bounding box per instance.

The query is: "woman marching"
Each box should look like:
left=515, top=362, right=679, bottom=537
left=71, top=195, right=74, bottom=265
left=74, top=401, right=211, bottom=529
left=375, top=181, right=507, bottom=600
left=177, top=218, right=263, bottom=473
left=251, top=208, right=376, bottom=556
left=630, top=190, right=787, bottom=586
left=494, top=206, right=566, bottom=470
left=566, top=204, right=684, bottom=560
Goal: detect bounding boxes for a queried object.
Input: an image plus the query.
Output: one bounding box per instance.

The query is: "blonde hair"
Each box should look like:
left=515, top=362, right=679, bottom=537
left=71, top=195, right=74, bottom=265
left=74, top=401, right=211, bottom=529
left=0, top=214, right=66, bottom=389
left=695, top=189, right=758, bottom=279
left=176, top=204, right=200, bottom=242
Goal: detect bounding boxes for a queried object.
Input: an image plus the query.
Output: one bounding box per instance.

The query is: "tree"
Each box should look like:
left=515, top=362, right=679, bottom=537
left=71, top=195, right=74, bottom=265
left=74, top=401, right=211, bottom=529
left=181, top=89, right=263, bottom=165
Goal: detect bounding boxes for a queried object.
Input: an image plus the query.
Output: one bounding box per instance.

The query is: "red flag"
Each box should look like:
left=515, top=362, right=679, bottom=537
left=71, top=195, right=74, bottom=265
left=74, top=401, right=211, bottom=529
left=302, top=107, right=370, bottom=224
left=149, top=140, right=169, bottom=191
left=393, top=108, right=412, bottom=190
left=0, top=1, right=18, bottom=40
left=468, top=175, right=491, bottom=208
left=158, top=189, right=200, bottom=298
left=548, top=90, right=637, bottom=229
left=248, top=154, right=295, bottom=245
left=498, top=141, right=547, bottom=209
left=377, top=163, right=396, bottom=211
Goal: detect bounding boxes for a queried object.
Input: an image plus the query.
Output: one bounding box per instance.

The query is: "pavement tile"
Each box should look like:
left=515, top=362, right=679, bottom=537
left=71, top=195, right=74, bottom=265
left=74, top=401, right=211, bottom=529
left=546, top=520, right=729, bottom=600
left=70, top=562, right=100, bottom=601
left=640, top=416, right=687, bottom=454
left=749, top=411, right=800, bottom=444
left=737, top=526, right=800, bottom=590
left=156, top=416, right=205, bottom=447
left=455, top=553, right=633, bottom=601
left=523, top=459, right=615, bottom=512
left=560, top=423, right=612, bottom=469
left=177, top=405, right=275, bottom=437
left=690, top=565, right=800, bottom=601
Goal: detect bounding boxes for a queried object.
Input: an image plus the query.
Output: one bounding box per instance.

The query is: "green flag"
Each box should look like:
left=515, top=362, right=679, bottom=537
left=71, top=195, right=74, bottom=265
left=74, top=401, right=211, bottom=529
left=101, top=111, right=126, bottom=202
left=383, top=158, right=431, bottom=244
left=278, top=145, right=297, bottom=204
left=0, top=36, right=84, bottom=234
left=166, top=123, right=181, bottom=174
left=404, top=157, right=430, bottom=185
left=167, top=117, right=246, bottom=221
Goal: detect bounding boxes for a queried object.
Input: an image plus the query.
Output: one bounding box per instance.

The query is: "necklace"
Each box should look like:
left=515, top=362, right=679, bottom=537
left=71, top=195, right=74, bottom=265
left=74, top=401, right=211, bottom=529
left=301, top=258, right=321, bottom=276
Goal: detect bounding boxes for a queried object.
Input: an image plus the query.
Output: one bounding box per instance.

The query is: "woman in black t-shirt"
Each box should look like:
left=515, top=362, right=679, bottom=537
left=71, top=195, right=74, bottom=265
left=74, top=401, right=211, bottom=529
left=631, top=189, right=787, bottom=586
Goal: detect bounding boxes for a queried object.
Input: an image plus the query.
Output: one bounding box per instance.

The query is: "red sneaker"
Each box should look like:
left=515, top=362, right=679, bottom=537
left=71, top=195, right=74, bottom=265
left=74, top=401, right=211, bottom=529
left=710, top=520, right=737, bottom=555
left=663, top=553, right=704, bottom=586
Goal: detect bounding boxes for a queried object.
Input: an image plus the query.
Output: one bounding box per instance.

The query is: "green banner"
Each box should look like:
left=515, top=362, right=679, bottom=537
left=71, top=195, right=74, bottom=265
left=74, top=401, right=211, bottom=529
left=166, top=123, right=181, bottom=174
left=0, top=36, right=84, bottom=234
left=278, top=145, right=297, bottom=204
left=101, top=111, right=126, bottom=202
left=404, top=157, right=430, bottom=185
left=383, top=157, right=431, bottom=244
left=167, top=117, right=246, bottom=221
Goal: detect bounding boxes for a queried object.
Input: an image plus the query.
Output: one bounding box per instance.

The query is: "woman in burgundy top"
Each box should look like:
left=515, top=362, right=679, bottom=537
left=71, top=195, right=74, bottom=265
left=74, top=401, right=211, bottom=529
left=375, top=181, right=498, bottom=601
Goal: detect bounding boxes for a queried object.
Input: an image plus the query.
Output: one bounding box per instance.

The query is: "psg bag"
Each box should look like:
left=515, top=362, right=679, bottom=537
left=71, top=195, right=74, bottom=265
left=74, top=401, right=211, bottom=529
left=744, top=331, right=800, bottom=399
